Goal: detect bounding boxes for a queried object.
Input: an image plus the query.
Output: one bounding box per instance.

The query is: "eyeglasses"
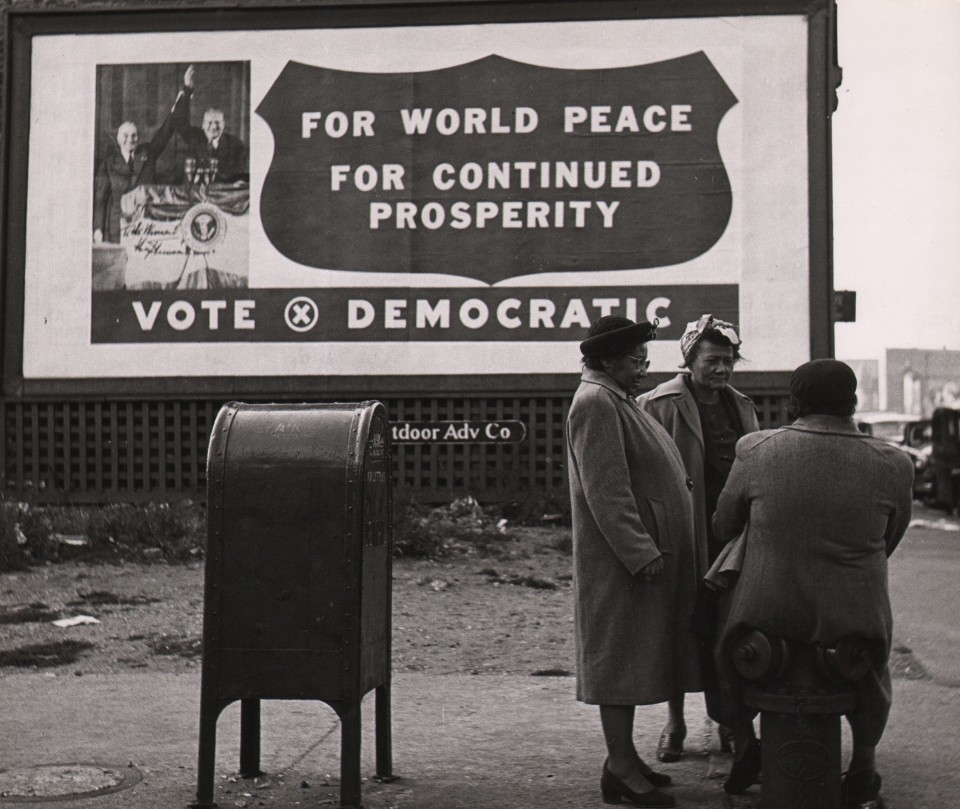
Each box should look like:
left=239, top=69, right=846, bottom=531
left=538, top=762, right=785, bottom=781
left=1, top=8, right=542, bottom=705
left=624, top=354, right=651, bottom=370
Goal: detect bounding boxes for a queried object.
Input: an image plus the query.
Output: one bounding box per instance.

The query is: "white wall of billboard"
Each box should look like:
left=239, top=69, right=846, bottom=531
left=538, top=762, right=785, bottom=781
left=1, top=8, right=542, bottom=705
left=22, top=16, right=809, bottom=378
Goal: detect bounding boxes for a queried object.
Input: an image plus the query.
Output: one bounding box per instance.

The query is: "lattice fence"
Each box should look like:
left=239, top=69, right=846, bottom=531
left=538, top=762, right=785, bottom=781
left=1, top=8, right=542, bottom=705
left=1, top=393, right=789, bottom=504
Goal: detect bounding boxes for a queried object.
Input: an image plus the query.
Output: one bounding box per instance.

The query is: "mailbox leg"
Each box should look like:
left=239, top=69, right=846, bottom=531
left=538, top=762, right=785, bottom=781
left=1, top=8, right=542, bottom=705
left=374, top=683, right=397, bottom=781
left=192, top=697, right=228, bottom=809
left=239, top=699, right=264, bottom=778
left=338, top=701, right=363, bottom=809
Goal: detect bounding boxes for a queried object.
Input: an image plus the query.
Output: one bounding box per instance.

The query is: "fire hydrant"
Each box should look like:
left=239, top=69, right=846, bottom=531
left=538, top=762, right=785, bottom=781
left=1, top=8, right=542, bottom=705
left=731, top=630, right=876, bottom=809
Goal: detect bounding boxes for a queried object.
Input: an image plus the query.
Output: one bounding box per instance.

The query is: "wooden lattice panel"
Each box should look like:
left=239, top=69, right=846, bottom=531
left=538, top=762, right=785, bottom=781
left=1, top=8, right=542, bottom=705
left=2, top=393, right=788, bottom=504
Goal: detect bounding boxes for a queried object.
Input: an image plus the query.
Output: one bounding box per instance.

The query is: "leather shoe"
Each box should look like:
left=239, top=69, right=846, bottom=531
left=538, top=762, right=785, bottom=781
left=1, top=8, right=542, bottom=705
left=633, top=753, right=671, bottom=788
left=842, top=770, right=884, bottom=807
left=656, top=726, right=685, bottom=762
left=601, top=762, right=675, bottom=807
left=723, top=737, right=761, bottom=794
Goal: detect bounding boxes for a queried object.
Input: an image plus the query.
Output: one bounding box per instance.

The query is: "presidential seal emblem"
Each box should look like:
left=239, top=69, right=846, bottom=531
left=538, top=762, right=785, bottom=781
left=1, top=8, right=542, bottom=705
left=181, top=202, right=227, bottom=253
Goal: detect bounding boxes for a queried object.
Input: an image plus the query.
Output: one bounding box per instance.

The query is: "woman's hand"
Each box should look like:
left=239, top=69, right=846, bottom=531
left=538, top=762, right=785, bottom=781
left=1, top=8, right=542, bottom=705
left=637, top=556, right=664, bottom=581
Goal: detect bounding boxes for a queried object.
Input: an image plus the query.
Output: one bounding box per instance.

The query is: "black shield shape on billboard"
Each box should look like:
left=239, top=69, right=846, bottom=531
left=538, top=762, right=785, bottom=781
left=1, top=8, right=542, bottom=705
left=257, top=52, right=737, bottom=283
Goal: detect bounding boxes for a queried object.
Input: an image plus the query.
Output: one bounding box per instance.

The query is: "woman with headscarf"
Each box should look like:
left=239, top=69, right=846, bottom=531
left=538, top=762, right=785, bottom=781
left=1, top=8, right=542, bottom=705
left=566, top=316, right=701, bottom=808
left=638, top=313, right=759, bottom=762
left=710, top=360, right=913, bottom=806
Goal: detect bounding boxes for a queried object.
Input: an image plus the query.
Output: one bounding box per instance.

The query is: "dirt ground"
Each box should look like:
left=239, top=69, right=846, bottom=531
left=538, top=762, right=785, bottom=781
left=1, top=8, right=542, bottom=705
left=0, top=526, right=576, bottom=678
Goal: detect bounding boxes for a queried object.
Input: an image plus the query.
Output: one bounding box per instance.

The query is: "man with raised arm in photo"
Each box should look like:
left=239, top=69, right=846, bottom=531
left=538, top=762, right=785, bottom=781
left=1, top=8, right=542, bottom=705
left=93, top=65, right=194, bottom=244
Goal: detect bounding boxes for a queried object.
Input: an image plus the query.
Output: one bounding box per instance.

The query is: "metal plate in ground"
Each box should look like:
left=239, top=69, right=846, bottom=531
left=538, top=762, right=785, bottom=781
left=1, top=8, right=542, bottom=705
left=0, top=763, right=142, bottom=802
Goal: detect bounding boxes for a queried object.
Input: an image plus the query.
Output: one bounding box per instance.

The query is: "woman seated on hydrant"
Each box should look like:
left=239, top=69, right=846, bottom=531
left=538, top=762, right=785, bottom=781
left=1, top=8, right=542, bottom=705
left=708, top=360, right=914, bottom=807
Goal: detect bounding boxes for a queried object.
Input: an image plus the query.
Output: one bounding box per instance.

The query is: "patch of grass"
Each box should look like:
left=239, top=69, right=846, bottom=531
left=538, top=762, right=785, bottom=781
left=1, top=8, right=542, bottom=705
left=0, top=605, right=59, bottom=625
left=0, top=639, right=95, bottom=668
left=890, top=644, right=930, bottom=680
left=146, top=634, right=202, bottom=658
left=504, top=574, right=557, bottom=590
left=67, top=591, right=161, bottom=607
left=82, top=502, right=205, bottom=562
left=500, top=494, right=571, bottom=527
left=2, top=499, right=206, bottom=566
left=551, top=533, right=573, bottom=556
left=479, top=570, right=558, bottom=589
left=0, top=502, right=28, bottom=572
left=394, top=495, right=514, bottom=559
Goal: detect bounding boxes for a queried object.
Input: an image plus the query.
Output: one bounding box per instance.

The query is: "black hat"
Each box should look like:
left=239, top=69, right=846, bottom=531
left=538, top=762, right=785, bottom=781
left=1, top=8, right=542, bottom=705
left=789, top=359, right=858, bottom=409
left=580, top=316, right=657, bottom=359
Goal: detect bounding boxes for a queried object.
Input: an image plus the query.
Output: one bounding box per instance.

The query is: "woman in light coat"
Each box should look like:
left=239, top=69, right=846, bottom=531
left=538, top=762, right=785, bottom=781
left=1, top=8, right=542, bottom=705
left=638, top=315, right=759, bottom=761
left=566, top=316, right=701, bottom=808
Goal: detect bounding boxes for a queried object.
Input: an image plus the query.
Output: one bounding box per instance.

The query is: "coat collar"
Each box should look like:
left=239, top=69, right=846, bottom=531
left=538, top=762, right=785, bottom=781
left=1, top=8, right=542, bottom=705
left=646, top=373, right=704, bottom=447
left=581, top=368, right=632, bottom=400
left=643, top=373, right=756, bottom=449
left=786, top=414, right=862, bottom=436
left=646, top=372, right=753, bottom=405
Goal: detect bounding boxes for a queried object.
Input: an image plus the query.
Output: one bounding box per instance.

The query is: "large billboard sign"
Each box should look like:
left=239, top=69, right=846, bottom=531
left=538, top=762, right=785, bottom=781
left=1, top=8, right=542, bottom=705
left=13, top=9, right=819, bottom=386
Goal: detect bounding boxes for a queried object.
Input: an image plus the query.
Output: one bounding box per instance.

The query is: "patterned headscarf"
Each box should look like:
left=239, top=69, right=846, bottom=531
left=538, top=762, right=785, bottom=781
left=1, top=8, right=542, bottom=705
left=680, top=313, right=741, bottom=364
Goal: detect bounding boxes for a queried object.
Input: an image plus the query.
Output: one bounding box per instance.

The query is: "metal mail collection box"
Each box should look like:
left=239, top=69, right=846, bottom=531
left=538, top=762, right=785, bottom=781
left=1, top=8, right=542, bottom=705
left=194, top=401, right=394, bottom=809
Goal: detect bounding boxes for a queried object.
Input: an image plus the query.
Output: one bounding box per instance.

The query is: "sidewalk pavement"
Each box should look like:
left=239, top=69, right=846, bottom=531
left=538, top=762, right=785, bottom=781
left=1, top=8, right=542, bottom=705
left=0, top=670, right=957, bottom=808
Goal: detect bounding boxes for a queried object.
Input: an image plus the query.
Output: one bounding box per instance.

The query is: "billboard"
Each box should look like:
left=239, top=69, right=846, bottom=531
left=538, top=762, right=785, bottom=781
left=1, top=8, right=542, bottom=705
left=19, top=14, right=813, bottom=382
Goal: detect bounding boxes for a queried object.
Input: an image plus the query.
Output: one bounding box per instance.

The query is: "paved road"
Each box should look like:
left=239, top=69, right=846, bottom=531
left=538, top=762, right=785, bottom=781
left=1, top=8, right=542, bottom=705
left=879, top=502, right=960, bottom=807
left=889, top=503, right=960, bottom=686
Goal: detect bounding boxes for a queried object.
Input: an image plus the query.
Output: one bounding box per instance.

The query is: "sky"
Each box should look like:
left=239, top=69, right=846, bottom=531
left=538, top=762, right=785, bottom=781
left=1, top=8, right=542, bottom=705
left=833, top=0, right=960, bottom=362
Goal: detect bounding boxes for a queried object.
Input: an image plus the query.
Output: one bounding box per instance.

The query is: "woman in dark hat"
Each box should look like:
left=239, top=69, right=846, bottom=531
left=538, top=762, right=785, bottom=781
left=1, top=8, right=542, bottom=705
left=709, top=359, right=914, bottom=805
left=566, top=316, right=701, bottom=808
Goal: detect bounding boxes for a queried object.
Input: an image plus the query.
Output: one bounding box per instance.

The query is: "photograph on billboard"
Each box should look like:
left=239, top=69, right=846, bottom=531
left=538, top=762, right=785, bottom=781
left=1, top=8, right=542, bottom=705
left=22, top=15, right=810, bottom=379
left=91, top=61, right=250, bottom=294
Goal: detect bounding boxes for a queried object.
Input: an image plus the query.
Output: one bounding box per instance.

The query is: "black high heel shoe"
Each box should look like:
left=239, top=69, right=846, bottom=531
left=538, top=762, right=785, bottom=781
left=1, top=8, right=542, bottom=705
left=656, top=725, right=686, bottom=762
left=633, top=752, right=672, bottom=788
left=723, top=737, right=761, bottom=794
left=601, top=762, right=676, bottom=807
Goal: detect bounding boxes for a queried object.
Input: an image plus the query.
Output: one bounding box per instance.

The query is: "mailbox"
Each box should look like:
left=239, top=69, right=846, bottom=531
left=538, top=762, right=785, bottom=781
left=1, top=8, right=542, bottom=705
left=192, top=401, right=395, bottom=809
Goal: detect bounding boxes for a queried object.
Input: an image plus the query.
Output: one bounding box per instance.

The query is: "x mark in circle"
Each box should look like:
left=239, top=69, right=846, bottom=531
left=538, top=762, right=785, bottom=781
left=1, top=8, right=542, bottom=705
left=284, top=296, right=319, bottom=332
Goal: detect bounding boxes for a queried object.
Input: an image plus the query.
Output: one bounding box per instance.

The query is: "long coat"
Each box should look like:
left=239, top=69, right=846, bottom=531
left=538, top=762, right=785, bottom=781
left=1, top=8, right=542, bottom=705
left=638, top=374, right=759, bottom=576
left=566, top=369, right=702, bottom=704
left=711, top=415, right=913, bottom=741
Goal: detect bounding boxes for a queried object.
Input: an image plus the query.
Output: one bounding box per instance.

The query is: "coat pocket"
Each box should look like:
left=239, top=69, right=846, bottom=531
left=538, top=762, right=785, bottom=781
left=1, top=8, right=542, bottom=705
left=644, top=496, right=667, bottom=550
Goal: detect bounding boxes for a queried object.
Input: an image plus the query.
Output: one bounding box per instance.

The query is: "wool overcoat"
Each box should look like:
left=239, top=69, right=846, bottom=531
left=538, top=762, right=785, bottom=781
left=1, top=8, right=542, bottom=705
left=566, top=369, right=702, bottom=705
left=711, top=415, right=914, bottom=742
left=638, top=374, right=759, bottom=575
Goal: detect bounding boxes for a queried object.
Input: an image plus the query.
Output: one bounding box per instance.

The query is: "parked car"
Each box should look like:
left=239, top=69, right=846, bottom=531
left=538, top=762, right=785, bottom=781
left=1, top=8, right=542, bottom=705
left=855, top=411, right=934, bottom=500
left=930, top=406, right=960, bottom=513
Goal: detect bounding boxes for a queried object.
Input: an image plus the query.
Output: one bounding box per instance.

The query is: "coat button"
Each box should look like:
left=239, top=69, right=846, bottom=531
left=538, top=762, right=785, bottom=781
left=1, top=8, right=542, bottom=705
left=686, top=477, right=694, bottom=491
